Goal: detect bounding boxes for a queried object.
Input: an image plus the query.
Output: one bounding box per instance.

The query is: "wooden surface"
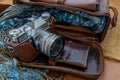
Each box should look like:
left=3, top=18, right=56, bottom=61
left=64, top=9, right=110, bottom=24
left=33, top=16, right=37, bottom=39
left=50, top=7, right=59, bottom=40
left=0, top=0, right=120, bottom=80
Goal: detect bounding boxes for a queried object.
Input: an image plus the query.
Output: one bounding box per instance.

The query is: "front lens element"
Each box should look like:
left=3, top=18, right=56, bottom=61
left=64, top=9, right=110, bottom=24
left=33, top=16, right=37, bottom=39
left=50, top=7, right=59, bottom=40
left=49, top=37, right=64, bottom=58
left=36, top=30, right=64, bottom=59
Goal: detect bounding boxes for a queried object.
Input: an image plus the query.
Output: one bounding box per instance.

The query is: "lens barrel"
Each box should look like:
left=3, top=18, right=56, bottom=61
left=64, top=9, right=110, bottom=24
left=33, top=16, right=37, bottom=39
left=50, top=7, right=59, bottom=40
left=36, top=29, right=64, bottom=58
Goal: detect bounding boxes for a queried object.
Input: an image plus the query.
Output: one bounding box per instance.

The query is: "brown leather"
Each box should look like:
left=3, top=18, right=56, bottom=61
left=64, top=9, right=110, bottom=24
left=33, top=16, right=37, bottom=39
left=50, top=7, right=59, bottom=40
left=17, top=0, right=109, bottom=14
left=20, top=41, right=104, bottom=79
left=51, top=20, right=96, bottom=42
left=50, top=17, right=95, bottom=35
left=28, top=0, right=98, bottom=11
left=0, top=4, right=10, bottom=13
left=56, top=41, right=90, bottom=69
left=64, top=0, right=97, bottom=11
left=50, top=17, right=97, bottom=42
left=57, top=0, right=64, bottom=4
left=109, top=7, right=118, bottom=27
left=54, top=31, right=96, bottom=43
left=33, top=0, right=58, bottom=4
left=14, top=42, right=39, bottom=62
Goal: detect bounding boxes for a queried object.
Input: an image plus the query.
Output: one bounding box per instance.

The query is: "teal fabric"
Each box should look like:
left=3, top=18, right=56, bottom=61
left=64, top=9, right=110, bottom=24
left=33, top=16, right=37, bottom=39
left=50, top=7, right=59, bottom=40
left=0, top=55, right=46, bottom=80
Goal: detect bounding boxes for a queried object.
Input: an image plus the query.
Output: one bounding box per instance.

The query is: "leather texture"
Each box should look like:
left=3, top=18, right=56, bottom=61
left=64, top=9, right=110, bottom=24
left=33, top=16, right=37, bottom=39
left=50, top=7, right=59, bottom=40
left=18, top=0, right=108, bottom=14
left=31, top=0, right=98, bottom=11
left=0, top=4, right=10, bottom=13
left=50, top=17, right=97, bottom=42
left=14, top=42, right=39, bottom=62
left=56, top=41, right=90, bottom=69
left=109, top=7, right=118, bottom=27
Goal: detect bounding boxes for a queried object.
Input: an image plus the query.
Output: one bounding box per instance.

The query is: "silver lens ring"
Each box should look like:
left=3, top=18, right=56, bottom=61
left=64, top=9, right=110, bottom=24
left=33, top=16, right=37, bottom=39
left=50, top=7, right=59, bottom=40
left=46, top=34, right=56, bottom=56
left=35, top=31, right=64, bottom=58
left=43, top=33, right=53, bottom=55
left=52, top=36, right=64, bottom=58
left=46, top=34, right=64, bottom=58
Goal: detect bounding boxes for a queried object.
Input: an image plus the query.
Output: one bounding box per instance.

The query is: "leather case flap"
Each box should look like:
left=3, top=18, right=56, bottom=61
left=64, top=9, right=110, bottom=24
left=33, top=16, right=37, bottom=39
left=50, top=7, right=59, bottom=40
left=18, top=0, right=109, bottom=14
left=56, top=41, right=90, bottom=69
left=30, top=0, right=98, bottom=11
left=14, top=42, right=39, bottom=62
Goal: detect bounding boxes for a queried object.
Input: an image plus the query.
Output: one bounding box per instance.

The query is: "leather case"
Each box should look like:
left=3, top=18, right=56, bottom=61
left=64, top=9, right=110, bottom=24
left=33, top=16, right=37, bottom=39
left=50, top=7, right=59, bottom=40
left=56, top=41, right=90, bottom=69
left=28, top=0, right=98, bottom=11
left=20, top=41, right=104, bottom=79
left=6, top=0, right=117, bottom=79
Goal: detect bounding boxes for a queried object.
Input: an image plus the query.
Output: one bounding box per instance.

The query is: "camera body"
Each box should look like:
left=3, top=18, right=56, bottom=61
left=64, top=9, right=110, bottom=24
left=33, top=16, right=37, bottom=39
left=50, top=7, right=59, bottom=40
left=9, top=12, right=65, bottom=58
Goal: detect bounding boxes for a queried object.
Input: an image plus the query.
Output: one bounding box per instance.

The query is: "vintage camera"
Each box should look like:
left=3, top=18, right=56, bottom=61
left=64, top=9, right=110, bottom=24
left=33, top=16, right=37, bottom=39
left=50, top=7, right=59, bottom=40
left=8, top=12, right=65, bottom=58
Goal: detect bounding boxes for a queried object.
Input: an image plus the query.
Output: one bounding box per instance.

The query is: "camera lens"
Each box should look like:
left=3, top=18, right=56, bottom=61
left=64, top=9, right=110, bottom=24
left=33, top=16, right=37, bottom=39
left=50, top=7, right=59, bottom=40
left=49, top=36, right=64, bottom=58
left=36, top=30, right=64, bottom=59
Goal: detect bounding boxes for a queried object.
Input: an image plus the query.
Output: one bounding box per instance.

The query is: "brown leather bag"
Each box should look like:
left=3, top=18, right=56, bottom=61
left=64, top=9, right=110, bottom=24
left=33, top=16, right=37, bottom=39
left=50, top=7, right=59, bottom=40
left=20, top=41, right=104, bottom=79
left=11, top=0, right=118, bottom=79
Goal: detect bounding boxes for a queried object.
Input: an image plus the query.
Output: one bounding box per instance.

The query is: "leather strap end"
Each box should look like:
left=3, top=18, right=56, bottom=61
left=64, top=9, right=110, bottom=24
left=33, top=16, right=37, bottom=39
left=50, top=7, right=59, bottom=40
left=57, top=0, right=65, bottom=4
left=110, top=7, right=118, bottom=27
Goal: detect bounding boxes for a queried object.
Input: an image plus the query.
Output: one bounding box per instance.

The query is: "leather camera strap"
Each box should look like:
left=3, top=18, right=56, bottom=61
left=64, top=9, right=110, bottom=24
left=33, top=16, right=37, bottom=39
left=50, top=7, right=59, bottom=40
left=58, top=0, right=65, bottom=4
left=109, top=7, right=118, bottom=27
left=57, top=0, right=64, bottom=4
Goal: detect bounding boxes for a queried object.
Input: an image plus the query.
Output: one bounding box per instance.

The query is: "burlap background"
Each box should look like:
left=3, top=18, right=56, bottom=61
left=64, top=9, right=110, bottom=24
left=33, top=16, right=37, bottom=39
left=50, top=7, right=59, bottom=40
left=0, top=0, right=120, bottom=61
left=101, top=0, right=120, bottom=61
left=0, top=0, right=12, bottom=4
